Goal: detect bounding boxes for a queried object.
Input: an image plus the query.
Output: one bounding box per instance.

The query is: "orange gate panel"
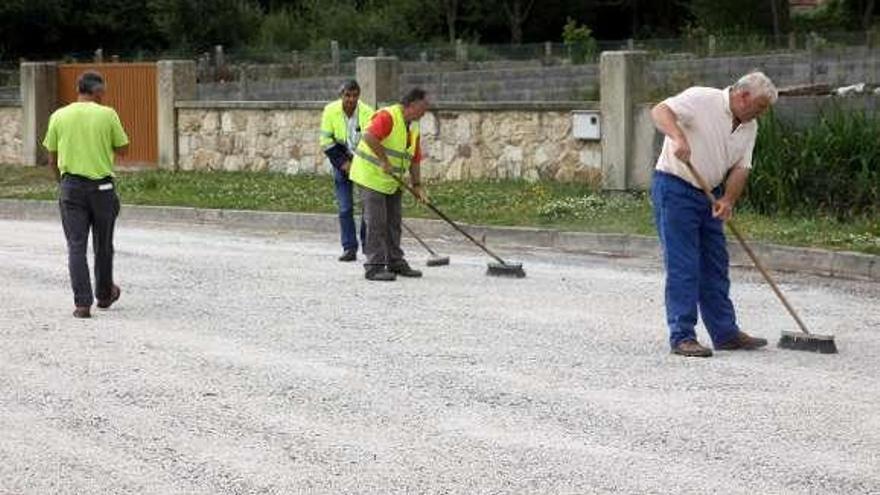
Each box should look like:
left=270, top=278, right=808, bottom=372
left=57, top=63, right=157, bottom=165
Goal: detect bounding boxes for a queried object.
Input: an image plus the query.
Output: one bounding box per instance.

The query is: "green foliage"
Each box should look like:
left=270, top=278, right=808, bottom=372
left=538, top=193, right=645, bottom=221
left=149, top=0, right=263, bottom=51
left=688, top=0, right=786, bottom=34
left=562, top=17, right=598, bottom=64
left=748, top=108, right=880, bottom=218
left=255, top=8, right=310, bottom=52
left=0, top=0, right=876, bottom=59
left=790, top=0, right=872, bottom=32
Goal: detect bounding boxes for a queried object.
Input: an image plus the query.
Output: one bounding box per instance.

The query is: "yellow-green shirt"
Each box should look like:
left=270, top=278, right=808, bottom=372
left=42, top=102, right=129, bottom=179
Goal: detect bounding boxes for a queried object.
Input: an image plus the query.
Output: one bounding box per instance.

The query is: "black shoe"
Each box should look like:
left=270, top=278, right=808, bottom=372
left=73, top=306, right=92, bottom=318
left=671, top=339, right=713, bottom=357
left=365, top=267, right=396, bottom=281
left=389, top=262, right=422, bottom=278
left=97, top=284, right=121, bottom=309
left=338, top=249, right=357, bottom=262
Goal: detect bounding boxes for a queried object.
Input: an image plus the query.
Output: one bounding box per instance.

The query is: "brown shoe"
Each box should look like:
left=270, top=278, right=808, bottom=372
left=73, top=306, right=91, bottom=318
left=97, top=285, right=121, bottom=309
left=672, top=339, right=713, bottom=357
left=716, top=331, right=768, bottom=351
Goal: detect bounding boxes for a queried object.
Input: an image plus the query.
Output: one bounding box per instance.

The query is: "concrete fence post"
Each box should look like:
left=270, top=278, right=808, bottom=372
left=455, top=39, right=467, bottom=63
left=806, top=33, right=816, bottom=84
left=157, top=60, right=196, bottom=170
left=356, top=57, right=400, bottom=108
left=20, top=62, right=57, bottom=166
left=214, top=45, right=225, bottom=72
left=331, top=40, right=340, bottom=74
left=600, top=51, right=649, bottom=191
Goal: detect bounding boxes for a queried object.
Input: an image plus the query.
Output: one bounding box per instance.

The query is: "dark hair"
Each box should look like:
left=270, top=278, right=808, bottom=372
left=401, top=87, right=427, bottom=106
left=77, top=71, right=105, bottom=95
left=339, top=79, right=360, bottom=94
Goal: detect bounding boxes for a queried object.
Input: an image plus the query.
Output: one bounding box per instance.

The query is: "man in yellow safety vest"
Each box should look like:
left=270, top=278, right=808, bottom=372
left=319, top=80, right=374, bottom=261
left=349, top=88, right=430, bottom=281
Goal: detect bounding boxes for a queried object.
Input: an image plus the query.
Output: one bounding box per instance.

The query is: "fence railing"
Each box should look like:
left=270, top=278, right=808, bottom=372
left=0, top=63, right=19, bottom=102
left=3, top=30, right=878, bottom=103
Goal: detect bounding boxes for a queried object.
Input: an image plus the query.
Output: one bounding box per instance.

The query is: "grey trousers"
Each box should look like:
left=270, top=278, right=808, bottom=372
left=360, top=186, right=405, bottom=269
left=59, top=175, right=120, bottom=307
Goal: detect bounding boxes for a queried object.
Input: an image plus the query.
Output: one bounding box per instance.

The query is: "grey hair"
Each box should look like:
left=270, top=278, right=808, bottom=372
left=732, top=71, right=778, bottom=103
left=77, top=71, right=105, bottom=95
left=401, top=87, right=427, bottom=106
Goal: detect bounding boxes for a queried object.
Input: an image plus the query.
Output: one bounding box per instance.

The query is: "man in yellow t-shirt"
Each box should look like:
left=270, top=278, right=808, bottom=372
left=43, top=71, right=129, bottom=318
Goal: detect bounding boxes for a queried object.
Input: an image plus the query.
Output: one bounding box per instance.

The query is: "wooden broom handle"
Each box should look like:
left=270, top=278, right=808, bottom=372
left=682, top=161, right=812, bottom=335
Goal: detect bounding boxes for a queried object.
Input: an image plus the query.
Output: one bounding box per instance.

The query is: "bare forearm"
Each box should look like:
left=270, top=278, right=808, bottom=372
left=723, top=167, right=750, bottom=204
left=651, top=103, right=686, bottom=141
left=363, top=133, right=389, bottom=165
left=48, top=153, right=59, bottom=181
left=409, top=164, right=421, bottom=185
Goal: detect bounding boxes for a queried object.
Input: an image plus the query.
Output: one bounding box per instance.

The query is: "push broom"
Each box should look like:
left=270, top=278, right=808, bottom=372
left=683, top=160, right=837, bottom=354
left=401, top=222, right=450, bottom=267
left=392, top=175, right=526, bottom=278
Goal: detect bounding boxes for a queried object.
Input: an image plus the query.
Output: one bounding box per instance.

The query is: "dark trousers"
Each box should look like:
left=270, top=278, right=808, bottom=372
left=333, top=168, right=365, bottom=252
left=651, top=171, right=739, bottom=348
left=59, top=175, right=120, bottom=307
left=360, top=186, right=404, bottom=269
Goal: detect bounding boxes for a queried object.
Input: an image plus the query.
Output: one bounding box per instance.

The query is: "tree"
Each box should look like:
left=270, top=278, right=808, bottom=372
left=502, top=0, right=537, bottom=44
left=444, top=0, right=459, bottom=43
left=147, top=0, right=263, bottom=51
left=689, top=0, right=789, bottom=34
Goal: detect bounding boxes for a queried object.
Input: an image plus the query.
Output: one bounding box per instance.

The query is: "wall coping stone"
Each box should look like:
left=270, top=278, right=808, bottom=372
left=175, top=100, right=599, bottom=112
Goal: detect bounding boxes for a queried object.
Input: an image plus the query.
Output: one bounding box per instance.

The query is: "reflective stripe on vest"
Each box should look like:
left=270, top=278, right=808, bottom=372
left=348, top=104, right=420, bottom=195
left=318, top=100, right=374, bottom=150
left=353, top=149, right=406, bottom=174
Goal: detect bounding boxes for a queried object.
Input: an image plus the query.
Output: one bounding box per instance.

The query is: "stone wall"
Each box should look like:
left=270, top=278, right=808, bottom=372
left=0, top=104, right=22, bottom=164
left=175, top=101, right=603, bottom=183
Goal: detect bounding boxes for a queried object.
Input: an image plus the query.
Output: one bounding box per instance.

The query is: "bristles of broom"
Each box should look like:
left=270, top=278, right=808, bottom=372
left=486, top=262, right=526, bottom=278
left=778, top=331, right=838, bottom=354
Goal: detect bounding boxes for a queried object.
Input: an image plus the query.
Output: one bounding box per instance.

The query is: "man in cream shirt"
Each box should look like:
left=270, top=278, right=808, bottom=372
left=650, top=72, right=777, bottom=357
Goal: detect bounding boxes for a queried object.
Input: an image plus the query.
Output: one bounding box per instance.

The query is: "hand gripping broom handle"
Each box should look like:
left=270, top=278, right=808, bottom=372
left=390, top=174, right=508, bottom=265
left=682, top=161, right=812, bottom=335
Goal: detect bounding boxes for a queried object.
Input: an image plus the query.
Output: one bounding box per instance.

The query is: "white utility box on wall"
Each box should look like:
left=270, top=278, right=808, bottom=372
left=572, top=110, right=601, bottom=140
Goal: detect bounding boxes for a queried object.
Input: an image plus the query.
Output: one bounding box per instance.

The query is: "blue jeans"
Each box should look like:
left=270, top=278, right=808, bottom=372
left=333, top=168, right=364, bottom=252
left=651, top=171, right=739, bottom=349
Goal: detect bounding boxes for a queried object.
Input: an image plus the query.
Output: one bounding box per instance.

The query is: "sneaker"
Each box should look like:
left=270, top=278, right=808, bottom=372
left=73, top=306, right=92, bottom=318
left=97, top=285, right=121, bottom=309
left=716, top=331, right=768, bottom=351
left=671, top=339, right=713, bottom=357
left=388, top=262, right=422, bottom=278
left=365, top=267, right=396, bottom=281
left=338, top=249, right=357, bottom=262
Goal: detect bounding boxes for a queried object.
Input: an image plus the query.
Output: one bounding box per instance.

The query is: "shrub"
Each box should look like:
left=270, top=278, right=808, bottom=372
left=747, top=107, right=880, bottom=218
left=562, top=18, right=598, bottom=65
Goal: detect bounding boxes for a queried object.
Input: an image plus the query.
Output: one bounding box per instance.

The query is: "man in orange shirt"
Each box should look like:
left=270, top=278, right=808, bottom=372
left=348, top=88, right=429, bottom=281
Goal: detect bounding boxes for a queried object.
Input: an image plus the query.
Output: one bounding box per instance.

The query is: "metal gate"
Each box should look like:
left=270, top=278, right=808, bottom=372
left=57, top=63, right=157, bottom=165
